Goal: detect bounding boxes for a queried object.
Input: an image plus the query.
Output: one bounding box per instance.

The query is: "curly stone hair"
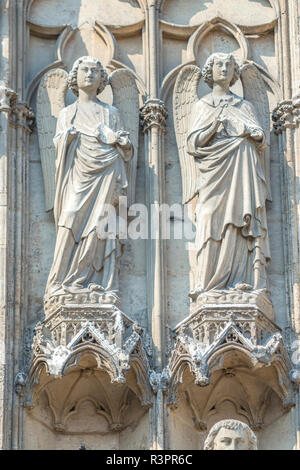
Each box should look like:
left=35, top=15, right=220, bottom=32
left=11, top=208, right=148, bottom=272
left=67, top=56, right=109, bottom=96
left=202, top=53, right=240, bottom=89
left=204, top=419, right=258, bottom=450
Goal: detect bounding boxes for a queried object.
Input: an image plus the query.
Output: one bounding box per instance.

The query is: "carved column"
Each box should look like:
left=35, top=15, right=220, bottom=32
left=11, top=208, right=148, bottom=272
left=0, top=3, right=11, bottom=450
left=0, top=0, right=34, bottom=450
left=141, top=0, right=168, bottom=450
left=272, top=0, right=300, bottom=450
left=287, top=0, right=300, bottom=451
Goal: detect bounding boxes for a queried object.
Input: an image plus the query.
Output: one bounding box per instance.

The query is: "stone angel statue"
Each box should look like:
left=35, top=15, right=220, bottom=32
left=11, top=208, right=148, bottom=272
left=174, top=53, right=271, bottom=299
left=36, top=56, right=139, bottom=300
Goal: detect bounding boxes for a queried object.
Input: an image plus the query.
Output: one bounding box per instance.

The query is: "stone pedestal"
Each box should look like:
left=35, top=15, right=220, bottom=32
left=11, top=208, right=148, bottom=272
left=166, top=291, right=295, bottom=430
left=19, top=297, right=153, bottom=424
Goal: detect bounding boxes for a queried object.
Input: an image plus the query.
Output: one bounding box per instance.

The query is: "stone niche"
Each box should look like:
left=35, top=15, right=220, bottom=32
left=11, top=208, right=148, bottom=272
left=162, top=0, right=298, bottom=450
left=22, top=0, right=150, bottom=450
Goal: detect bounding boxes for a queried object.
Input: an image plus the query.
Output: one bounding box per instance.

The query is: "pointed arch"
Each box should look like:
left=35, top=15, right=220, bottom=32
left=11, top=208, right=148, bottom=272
left=187, top=16, right=249, bottom=63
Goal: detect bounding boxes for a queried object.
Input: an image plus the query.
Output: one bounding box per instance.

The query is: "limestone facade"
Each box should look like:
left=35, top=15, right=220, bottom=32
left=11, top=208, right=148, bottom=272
left=0, top=0, right=300, bottom=450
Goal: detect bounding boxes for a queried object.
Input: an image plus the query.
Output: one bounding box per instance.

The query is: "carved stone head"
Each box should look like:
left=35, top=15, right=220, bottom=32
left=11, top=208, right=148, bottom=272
left=204, top=419, right=258, bottom=450
left=202, top=53, right=240, bottom=89
left=67, top=56, right=109, bottom=96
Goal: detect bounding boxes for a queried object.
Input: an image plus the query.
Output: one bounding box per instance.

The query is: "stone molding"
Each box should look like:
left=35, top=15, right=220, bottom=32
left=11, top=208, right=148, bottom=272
left=272, top=95, right=300, bottom=134
left=140, top=98, right=168, bottom=133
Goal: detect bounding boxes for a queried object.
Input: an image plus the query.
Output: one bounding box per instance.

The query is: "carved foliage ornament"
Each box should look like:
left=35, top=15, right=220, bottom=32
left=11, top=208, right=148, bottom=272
left=140, top=98, right=168, bottom=134
left=272, top=95, right=300, bottom=134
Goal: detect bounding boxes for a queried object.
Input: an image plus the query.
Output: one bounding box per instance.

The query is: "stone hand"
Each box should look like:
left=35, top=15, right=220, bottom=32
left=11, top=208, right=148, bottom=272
left=116, top=130, right=130, bottom=147
left=95, top=125, right=118, bottom=145
left=247, top=126, right=264, bottom=141
left=68, top=126, right=78, bottom=135
left=67, top=126, right=78, bottom=143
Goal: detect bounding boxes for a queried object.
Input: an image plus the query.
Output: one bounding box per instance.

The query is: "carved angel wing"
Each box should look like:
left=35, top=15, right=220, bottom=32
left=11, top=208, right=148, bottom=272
left=110, top=69, right=139, bottom=207
left=174, top=65, right=202, bottom=204
left=241, top=62, right=271, bottom=201
left=37, top=68, right=68, bottom=211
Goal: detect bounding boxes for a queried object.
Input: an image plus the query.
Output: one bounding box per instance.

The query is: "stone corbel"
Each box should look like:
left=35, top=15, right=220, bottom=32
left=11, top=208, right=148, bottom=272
left=272, top=95, right=300, bottom=134
left=0, top=82, right=35, bottom=133
left=140, top=98, right=168, bottom=134
left=166, top=310, right=296, bottom=411
left=18, top=305, right=153, bottom=410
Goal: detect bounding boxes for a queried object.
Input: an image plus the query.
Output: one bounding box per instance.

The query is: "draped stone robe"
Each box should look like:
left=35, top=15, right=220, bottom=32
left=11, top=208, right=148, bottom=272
left=46, top=100, right=132, bottom=297
left=187, top=93, right=270, bottom=295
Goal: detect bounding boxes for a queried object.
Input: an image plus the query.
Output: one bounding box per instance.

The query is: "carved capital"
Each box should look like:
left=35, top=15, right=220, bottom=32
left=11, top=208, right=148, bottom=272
left=0, top=82, right=35, bottom=133
left=272, top=95, right=300, bottom=134
left=140, top=99, right=168, bottom=134
left=10, top=101, right=35, bottom=134
left=0, top=82, right=17, bottom=112
left=149, top=368, right=170, bottom=393
left=146, top=0, right=159, bottom=9
left=14, top=372, right=27, bottom=397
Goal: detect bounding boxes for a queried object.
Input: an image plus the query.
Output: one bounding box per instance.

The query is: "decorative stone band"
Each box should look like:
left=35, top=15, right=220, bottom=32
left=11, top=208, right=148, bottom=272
left=0, top=82, right=35, bottom=134
left=140, top=98, right=168, bottom=134
left=272, top=95, right=300, bottom=135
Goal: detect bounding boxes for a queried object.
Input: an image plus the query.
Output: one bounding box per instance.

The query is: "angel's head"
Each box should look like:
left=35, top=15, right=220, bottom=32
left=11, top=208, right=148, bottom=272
left=68, top=56, right=109, bottom=96
left=202, top=53, right=240, bottom=89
